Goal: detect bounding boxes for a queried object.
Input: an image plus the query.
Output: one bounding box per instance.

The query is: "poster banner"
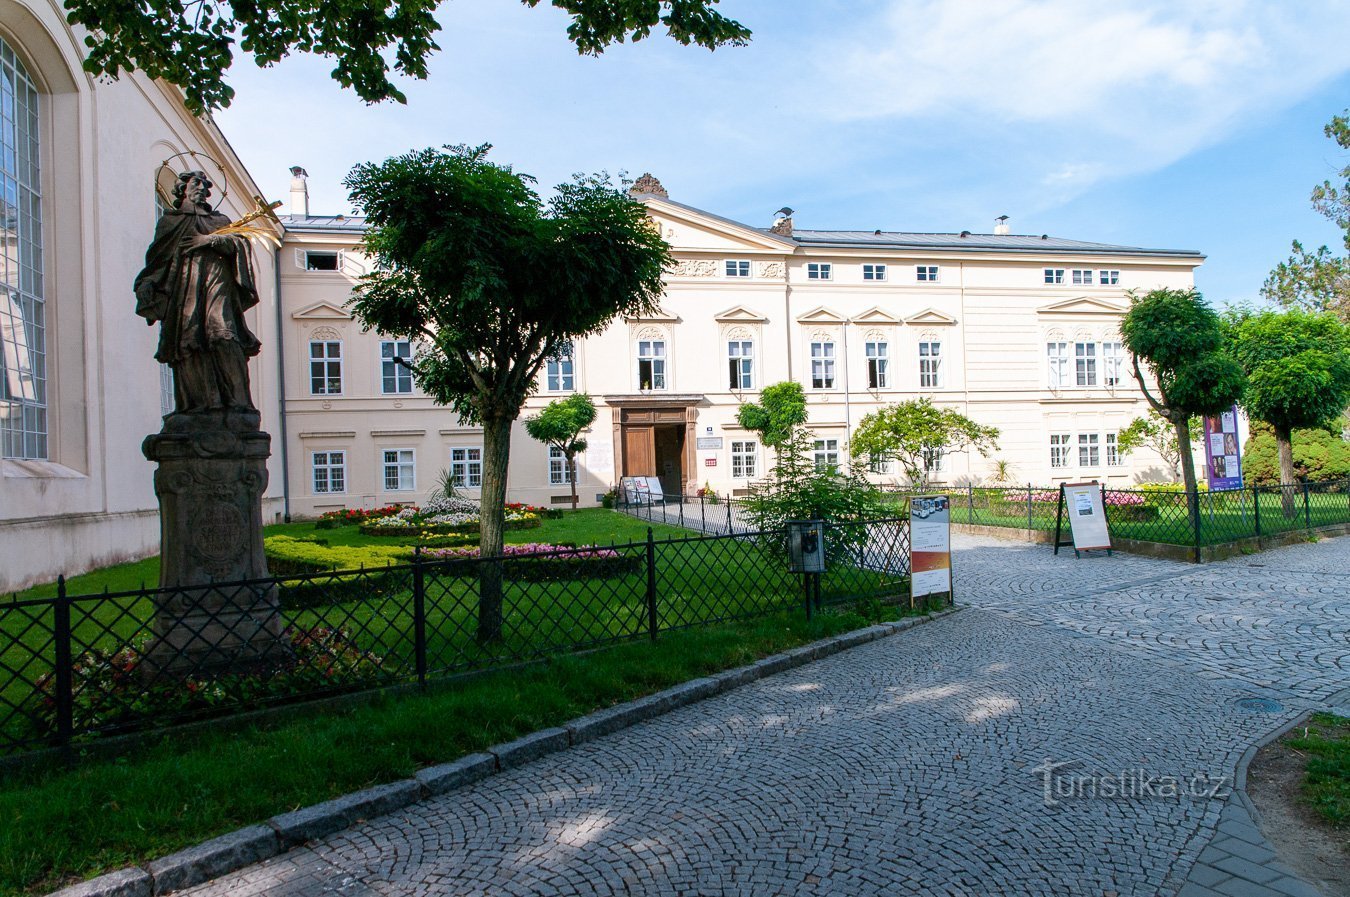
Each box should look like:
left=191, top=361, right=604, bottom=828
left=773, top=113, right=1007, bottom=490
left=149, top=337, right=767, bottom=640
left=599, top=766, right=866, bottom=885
left=910, top=495, right=952, bottom=598
left=1203, top=406, right=1243, bottom=490
left=1063, top=482, right=1111, bottom=551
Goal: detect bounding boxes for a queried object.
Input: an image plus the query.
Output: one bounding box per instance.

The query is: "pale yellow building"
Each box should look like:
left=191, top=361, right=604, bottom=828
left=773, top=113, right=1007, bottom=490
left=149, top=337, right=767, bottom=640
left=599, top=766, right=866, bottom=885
left=276, top=171, right=1201, bottom=519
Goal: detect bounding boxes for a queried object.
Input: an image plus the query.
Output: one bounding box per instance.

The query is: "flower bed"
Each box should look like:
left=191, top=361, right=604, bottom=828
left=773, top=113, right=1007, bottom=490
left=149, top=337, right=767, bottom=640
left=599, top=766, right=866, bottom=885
left=32, top=626, right=386, bottom=739
left=357, top=499, right=545, bottom=537
left=315, top=506, right=402, bottom=529
left=425, top=542, right=641, bottom=581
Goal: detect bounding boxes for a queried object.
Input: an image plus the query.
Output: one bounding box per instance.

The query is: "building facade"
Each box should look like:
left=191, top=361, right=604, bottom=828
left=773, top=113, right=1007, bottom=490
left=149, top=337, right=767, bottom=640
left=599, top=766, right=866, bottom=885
left=0, top=0, right=284, bottom=592
left=276, top=172, right=1202, bottom=519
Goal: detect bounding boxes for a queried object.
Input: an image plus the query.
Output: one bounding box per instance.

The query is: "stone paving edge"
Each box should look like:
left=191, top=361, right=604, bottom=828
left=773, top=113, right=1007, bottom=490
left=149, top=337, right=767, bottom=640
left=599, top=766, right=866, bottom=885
left=43, top=605, right=960, bottom=897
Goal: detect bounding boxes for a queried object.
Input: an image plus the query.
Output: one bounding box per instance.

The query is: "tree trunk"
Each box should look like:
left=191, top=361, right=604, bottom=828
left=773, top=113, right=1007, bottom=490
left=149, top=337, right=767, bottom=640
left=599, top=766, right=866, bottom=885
left=567, top=452, right=579, bottom=508
left=1276, top=426, right=1297, bottom=518
left=476, top=411, right=513, bottom=644
left=1174, top=416, right=1201, bottom=534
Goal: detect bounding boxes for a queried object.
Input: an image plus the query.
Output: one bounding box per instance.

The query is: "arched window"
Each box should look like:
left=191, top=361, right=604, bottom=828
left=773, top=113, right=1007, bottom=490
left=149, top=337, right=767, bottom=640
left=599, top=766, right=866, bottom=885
left=0, top=38, right=43, bottom=459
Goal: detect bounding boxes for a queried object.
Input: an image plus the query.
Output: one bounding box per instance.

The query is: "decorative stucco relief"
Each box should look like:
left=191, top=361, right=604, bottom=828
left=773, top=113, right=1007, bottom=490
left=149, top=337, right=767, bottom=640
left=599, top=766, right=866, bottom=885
left=671, top=260, right=717, bottom=277
left=755, top=261, right=785, bottom=279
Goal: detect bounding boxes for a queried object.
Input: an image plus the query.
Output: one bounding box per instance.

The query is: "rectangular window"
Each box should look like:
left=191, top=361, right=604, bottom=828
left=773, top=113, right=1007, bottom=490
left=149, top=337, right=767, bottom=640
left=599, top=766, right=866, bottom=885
left=1071, top=269, right=1093, bottom=285
left=916, top=265, right=940, bottom=282
left=1046, top=341, right=1069, bottom=388
left=546, top=340, right=575, bottom=392
left=1049, top=434, right=1071, bottom=469
left=1078, top=433, right=1100, bottom=467
left=1106, top=432, right=1123, bottom=467
left=866, top=340, right=889, bottom=389
left=380, top=339, right=413, bottom=394
left=450, top=447, right=483, bottom=488
left=1099, top=270, right=1120, bottom=285
left=548, top=445, right=573, bottom=485
left=1044, top=268, right=1065, bottom=285
left=813, top=438, right=840, bottom=471
left=919, top=340, right=942, bottom=388
left=382, top=449, right=415, bottom=491
left=725, top=259, right=751, bottom=278
left=312, top=451, right=346, bottom=494
left=869, top=454, right=892, bottom=475
left=1102, top=341, right=1123, bottom=387
left=309, top=340, right=343, bottom=395
left=302, top=250, right=340, bottom=271
left=810, top=340, right=836, bottom=389
left=863, top=263, right=887, bottom=281
left=1075, top=341, right=1097, bottom=387
left=727, top=339, right=754, bottom=390
left=637, top=339, right=666, bottom=390
left=806, top=262, right=832, bottom=280
left=731, top=440, right=757, bottom=478
left=923, top=447, right=944, bottom=474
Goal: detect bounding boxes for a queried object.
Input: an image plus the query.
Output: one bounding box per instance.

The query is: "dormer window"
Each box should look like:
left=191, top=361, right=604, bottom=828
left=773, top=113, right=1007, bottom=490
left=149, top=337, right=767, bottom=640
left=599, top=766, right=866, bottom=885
left=916, top=265, right=940, bottom=282
left=725, top=259, right=751, bottom=278
left=806, top=263, right=832, bottom=280
left=301, top=250, right=340, bottom=271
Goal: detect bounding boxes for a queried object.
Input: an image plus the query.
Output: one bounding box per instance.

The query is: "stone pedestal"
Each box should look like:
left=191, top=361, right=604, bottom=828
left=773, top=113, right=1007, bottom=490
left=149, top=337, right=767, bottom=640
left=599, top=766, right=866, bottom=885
left=142, top=410, right=287, bottom=677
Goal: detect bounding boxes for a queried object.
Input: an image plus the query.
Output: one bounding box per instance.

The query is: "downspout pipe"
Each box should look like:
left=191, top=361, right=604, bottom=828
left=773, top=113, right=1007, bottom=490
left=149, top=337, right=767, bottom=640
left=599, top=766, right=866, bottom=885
left=273, top=244, right=292, bottom=522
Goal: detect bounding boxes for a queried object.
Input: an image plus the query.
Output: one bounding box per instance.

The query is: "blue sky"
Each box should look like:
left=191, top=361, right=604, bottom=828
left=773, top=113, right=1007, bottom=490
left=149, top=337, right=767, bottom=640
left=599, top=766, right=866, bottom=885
left=216, top=0, right=1350, bottom=309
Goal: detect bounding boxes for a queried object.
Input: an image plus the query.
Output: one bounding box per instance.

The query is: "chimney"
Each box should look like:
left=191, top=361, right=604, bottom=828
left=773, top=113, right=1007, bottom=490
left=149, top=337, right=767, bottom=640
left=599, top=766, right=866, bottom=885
left=771, top=206, right=794, bottom=237
left=994, top=214, right=1010, bottom=236
left=289, top=166, right=309, bottom=217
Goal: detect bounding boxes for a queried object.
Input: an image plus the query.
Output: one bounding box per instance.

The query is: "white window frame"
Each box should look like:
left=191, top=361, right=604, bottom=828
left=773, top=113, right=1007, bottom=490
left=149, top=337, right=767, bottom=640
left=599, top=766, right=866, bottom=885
left=1049, top=434, right=1071, bottom=469
left=382, top=448, right=416, bottom=492
left=727, top=339, right=754, bottom=390
left=1074, top=341, right=1098, bottom=387
left=1044, top=268, right=1065, bottom=285
left=869, top=454, right=892, bottom=475
left=916, top=265, right=940, bottom=282
left=806, top=262, right=832, bottom=281
left=810, top=340, right=836, bottom=389
left=1099, top=270, right=1120, bottom=286
left=731, top=440, right=758, bottom=479
left=1102, top=341, right=1124, bottom=387
left=311, top=451, right=347, bottom=494
left=548, top=445, right=573, bottom=485
left=918, top=340, right=943, bottom=389
left=813, top=438, right=840, bottom=471
left=1106, top=432, right=1123, bottom=467
left=862, top=263, right=887, bottom=282
left=296, top=248, right=345, bottom=272
left=865, top=340, right=889, bottom=389
left=637, top=338, right=667, bottom=391
left=309, top=340, right=343, bottom=395
left=922, top=446, right=945, bottom=475
left=1078, top=433, right=1100, bottom=467
left=546, top=340, right=575, bottom=392
left=725, top=259, right=751, bottom=278
left=380, top=339, right=413, bottom=395
left=1046, top=341, right=1069, bottom=389
left=450, top=446, right=483, bottom=488
left=1071, top=269, right=1093, bottom=286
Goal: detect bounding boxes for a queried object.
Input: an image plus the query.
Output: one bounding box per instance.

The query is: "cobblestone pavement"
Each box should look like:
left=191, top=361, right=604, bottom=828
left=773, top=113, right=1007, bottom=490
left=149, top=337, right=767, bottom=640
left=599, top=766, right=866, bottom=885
left=184, top=534, right=1349, bottom=897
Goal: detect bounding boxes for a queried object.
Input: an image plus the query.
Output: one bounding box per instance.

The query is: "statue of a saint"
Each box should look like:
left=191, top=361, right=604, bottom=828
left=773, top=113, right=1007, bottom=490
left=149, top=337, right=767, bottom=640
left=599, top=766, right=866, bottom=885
left=135, top=170, right=261, bottom=414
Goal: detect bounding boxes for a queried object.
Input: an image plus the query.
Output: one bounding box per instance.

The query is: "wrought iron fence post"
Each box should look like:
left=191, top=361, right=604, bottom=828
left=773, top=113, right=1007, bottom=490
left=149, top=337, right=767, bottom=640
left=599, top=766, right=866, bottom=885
left=1190, top=488, right=1202, bottom=562
left=645, top=527, right=658, bottom=641
left=1253, top=486, right=1261, bottom=538
left=700, top=490, right=706, bottom=532
left=1026, top=483, right=1033, bottom=531
left=1303, top=481, right=1312, bottom=531
left=967, top=484, right=973, bottom=524
left=53, top=574, right=73, bottom=751
left=412, top=546, right=427, bottom=689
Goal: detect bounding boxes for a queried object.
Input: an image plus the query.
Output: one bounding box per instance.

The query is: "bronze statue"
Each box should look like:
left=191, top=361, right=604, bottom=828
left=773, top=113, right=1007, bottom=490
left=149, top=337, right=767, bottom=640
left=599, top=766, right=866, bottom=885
left=135, top=170, right=261, bottom=414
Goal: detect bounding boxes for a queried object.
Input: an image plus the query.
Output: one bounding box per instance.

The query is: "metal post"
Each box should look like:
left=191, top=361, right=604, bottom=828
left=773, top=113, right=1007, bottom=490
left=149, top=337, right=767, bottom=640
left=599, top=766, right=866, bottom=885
left=53, top=575, right=73, bottom=751
left=645, top=527, right=658, bottom=641
left=1190, top=488, right=1202, bottom=563
left=1026, top=483, right=1033, bottom=531
left=967, top=483, right=974, bottom=525
left=1253, top=485, right=1261, bottom=538
left=803, top=573, right=813, bottom=620
left=412, top=547, right=427, bottom=688
left=700, top=491, right=706, bottom=532
left=1303, top=482, right=1312, bottom=531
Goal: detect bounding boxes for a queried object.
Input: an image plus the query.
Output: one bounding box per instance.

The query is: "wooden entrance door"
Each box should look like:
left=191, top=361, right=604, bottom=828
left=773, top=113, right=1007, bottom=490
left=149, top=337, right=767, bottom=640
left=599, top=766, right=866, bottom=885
left=623, top=426, right=655, bottom=477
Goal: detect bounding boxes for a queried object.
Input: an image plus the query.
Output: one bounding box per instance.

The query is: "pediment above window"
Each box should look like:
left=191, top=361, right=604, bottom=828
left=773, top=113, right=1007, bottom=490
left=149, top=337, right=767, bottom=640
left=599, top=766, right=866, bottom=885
left=904, top=308, right=957, bottom=325
left=291, top=301, right=352, bottom=320
left=1036, top=297, right=1126, bottom=315
left=796, top=306, right=846, bottom=325
left=714, top=305, right=769, bottom=324
left=624, top=307, right=681, bottom=324
left=850, top=306, right=901, bottom=325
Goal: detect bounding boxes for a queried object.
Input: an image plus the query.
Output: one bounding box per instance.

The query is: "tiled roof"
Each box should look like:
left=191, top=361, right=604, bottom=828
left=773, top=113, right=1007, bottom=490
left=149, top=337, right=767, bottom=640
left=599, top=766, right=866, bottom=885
left=279, top=214, right=367, bottom=233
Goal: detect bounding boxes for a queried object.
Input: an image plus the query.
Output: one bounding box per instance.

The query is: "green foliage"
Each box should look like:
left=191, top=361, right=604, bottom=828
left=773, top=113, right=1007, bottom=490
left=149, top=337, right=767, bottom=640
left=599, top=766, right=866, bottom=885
left=850, top=399, right=999, bottom=489
left=525, top=394, right=597, bottom=503
left=1310, top=110, right=1350, bottom=252
left=736, top=381, right=808, bottom=448
left=66, top=0, right=750, bottom=116
left=1262, top=241, right=1350, bottom=321
left=264, top=534, right=411, bottom=572
left=1226, top=309, right=1350, bottom=438
left=1285, top=713, right=1350, bottom=829
left=745, top=428, right=889, bottom=543
left=1117, top=411, right=1201, bottom=478
left=1241, top=429, right=1350, bottom=485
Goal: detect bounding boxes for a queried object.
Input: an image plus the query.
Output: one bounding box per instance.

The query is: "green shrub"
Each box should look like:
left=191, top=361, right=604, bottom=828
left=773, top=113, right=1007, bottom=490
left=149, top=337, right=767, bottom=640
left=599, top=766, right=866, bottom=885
left=265, top=536, right=410, bottom=609
left=1243, top=429, right=1350, bottom=485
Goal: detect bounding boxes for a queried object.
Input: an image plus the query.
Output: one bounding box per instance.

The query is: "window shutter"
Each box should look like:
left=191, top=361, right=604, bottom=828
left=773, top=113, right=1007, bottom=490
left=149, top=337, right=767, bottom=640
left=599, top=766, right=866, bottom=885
left=294, top=248, right=307, bottom=269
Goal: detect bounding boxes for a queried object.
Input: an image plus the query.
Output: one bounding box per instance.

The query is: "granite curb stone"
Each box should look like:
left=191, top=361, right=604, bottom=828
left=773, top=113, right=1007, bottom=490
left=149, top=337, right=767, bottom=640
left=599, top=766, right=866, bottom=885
left=145, top=826, right=278, bottom=895
left=43, top=608, right=959, bottom=897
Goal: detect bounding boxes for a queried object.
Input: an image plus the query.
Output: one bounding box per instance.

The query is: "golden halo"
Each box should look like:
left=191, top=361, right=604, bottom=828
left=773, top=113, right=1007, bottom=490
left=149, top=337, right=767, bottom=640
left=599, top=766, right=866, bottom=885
left=155, top=150, right=231, bottom=211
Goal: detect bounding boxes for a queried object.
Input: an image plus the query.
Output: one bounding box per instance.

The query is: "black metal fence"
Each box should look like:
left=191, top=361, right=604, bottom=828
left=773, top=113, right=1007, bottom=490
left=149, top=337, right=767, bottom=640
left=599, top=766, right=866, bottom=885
left=0, top=519, right=913, bottom=759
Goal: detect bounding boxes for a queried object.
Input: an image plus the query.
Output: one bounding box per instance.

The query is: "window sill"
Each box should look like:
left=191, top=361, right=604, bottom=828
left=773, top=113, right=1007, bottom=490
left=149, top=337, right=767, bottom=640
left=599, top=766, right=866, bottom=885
left=2, top=459, right=87, bottom=480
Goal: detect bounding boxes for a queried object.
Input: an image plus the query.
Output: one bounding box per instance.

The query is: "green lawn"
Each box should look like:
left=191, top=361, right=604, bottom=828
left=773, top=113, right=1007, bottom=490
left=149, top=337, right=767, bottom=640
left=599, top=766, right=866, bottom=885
left=1287, top=713, right=1350, bottom=830
left=0, top=509, right=907, bottom=757
left=0, top=604, right=914, bottom=897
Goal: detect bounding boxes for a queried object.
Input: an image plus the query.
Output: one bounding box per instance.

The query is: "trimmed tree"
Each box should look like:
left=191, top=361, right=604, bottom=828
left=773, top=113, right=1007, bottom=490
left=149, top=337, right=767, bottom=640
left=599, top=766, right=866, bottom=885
left=64, top=0, right=751, bottom=115
left=1226, top=309, right=1350, bottom=513
left=736, top=381, right=808, bottom=449
left=525, top=393, right=597, bottom=509
left=1117, top=410, right=1201, bottom=481
left=849, top=399, right=999, bottom=490
left=345, top=145, right=669, bottom=642
left=1119, top=288, right=1246, bottom=522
